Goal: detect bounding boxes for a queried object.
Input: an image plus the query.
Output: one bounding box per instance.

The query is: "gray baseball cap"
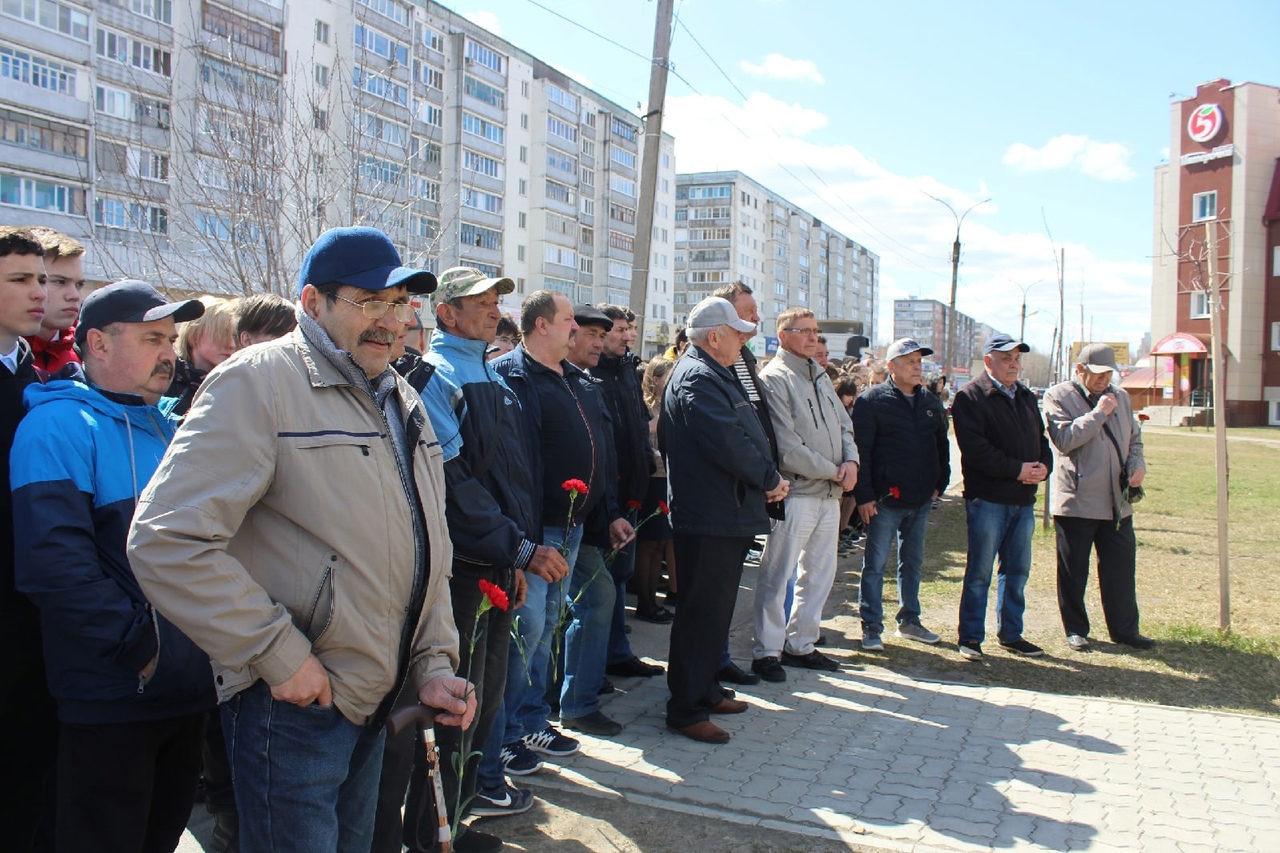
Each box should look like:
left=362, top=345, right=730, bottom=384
left=1077, top=343, right=1119, bottom=373
left=686, top=296, right=755, bottom=333
left=885, top=338, right=934, bottom=361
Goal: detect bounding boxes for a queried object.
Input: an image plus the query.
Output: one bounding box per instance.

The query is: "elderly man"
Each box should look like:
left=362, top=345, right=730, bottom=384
left=852, top=338, right=950, bottom=651
left=750, top=308, right=857, bottom=682
left=13, top=280, right=213, bottom=853
left=129, top=227, right=473, bottom=853
left=663, top=297, right=789, bottom=744
left=1043, top=344, right=1152, bottom=652
left=951, top=333, right=1053, bottom=661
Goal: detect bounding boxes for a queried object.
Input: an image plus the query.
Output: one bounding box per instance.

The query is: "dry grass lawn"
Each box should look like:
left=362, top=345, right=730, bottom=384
left=823, top=427, right=1280, bottom=716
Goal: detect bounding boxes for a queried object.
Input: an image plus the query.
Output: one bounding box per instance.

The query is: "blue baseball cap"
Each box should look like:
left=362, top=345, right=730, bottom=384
left=297, top=227, right=438, bottom=297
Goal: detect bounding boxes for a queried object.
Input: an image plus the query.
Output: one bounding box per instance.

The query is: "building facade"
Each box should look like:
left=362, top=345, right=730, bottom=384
left=0, top=0, right=676, bottom=351
left=892, top=297, right=980, bottom=378
left=672, top=170, right=877, bottom=356
left=1151, top=78, right=1280, bottom=426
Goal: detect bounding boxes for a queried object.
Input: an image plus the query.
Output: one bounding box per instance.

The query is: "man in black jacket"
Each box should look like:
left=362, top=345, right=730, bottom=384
left=852, top=338, right=950, bottom=652
left=0, top=227, right=52, bottom=853
left=951, top=333, right=1053, bottom=661
left=662, top=297, right=789, bottom=744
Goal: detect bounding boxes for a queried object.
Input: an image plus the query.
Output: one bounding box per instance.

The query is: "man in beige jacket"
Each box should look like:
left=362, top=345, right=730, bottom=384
left=129, top=227, right=474, bottom=853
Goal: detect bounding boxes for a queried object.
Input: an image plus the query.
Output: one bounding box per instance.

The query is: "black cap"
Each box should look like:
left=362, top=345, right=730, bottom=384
left=984, top=332, right=1030, bottom=355
left=574, top=303, right=613, bottom=331
left=76, top=280, right=206, bottom=346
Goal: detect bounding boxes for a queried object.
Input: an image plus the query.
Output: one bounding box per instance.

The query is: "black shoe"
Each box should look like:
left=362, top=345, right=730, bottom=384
left=750, top=656, right=786, bottom=682
left=1115, top=634, right=1156, bottom=650
left=813, top=634, right=828, bottom=647
left=716, top=662, right=760, bottom=685
left=561, top=710, right=624, bottom=736
left=999, top=638, right=1045, bottom=657
left=606, top=656, right=664, bottom=678
left=780, top=649, right=841, bottom=671
left=597, top=678, right=616, bottom=695
left=718, top=685, right=736, bottom=699
left=454, top=826, right=503, bottom=853
left=635, top=606, right=675, bottom=624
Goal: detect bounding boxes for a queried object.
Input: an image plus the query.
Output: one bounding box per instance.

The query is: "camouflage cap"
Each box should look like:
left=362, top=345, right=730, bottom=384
left=433, top=266, right=515, bottom=306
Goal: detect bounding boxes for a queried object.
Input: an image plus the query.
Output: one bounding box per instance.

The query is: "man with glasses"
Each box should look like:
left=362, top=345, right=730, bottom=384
left=129, top=227, right=475, bottom=852
left=750, top=308, right=857, bottom=682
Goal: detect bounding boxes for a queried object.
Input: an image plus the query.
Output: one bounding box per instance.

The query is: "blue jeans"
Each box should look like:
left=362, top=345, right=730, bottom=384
left=859, top=501, right=933, bottom=634
left=958, top=499, right=1035, bottom=645
left=222, top=680, right=386, bottom=853
left=477, top=523, right=582, bottom=791
left=561, top=544, right=615, bottom=718
left=605, top=540, right=637, bottom=665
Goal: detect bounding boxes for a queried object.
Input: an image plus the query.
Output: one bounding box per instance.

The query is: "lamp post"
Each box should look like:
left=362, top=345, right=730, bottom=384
left=925, top=194, right=990, bottom=383
left=1013, top=279, right=1047, bottom=342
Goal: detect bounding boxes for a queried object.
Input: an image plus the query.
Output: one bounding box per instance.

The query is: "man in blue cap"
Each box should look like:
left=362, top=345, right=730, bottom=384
left=951, top=332, right=1053, bottom=662
left=129, top=228, right=475, bottom=852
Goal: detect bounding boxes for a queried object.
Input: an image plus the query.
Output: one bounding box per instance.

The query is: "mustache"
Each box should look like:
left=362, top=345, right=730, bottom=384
left=151, top=363, right=174, bottom=379
left=359, top=330, right=396, bottom=347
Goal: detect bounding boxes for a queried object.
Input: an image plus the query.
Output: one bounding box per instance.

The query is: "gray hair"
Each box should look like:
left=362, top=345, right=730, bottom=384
left=687, top=325, right=714, bottom=345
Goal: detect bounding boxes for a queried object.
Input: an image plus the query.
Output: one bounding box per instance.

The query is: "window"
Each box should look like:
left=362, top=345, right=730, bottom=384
left=354, top=24, right=408, bottom=66
left=0, top=108, right=87, bottom=158
left=418, top=103, right=443, bottom=127
left=545, top=245, right=576, bottom=268
left=356, top=0, right=407, bottom=26
left=461, top=112, right=504, bottom=144
left=579, top=257, right=593, bottom=275
left=465, top=40, right=504, bottom=73
left=358, top=156, right=403, bottom=186
left=517, top=245, right=525, bottom=261
left=610, top=147, right=636, bottom=169
left=547, top=84, right=579, bottom=113
left=1192, top=191, right=1217, bottom=222
left=354, top=66, right=407, bottom=105
left=582, top=197, right=595, bottom=216
left=608, top=260, right=631, bottom=280
left=520, top=80, right=530, bottom=98
left=544, top=276, right=575, bottom=296
left=609, top=231, right=634, bottom=253
left=94, top=196, right=167, bottom=233
left=461, top=223, right=502, bottom=251
left=583, top=109, right=597, bottom=128
left=95, top=85, right=131, bottom=119
left=315, top=64, right=330, bottom=88
left=609, top=175, right=637, bottom=197
left=547, top=115, right=577, bottom=144
left=609, top=203, right=635, bottom=224
left=546, top=147, right=577, bottom=177
left=2, top=0, right=89, bottom=40
left=411, top=177, right=439, bottom=201
left=678, top=184, right=732, bottom=200
left=421, top=66, right=443, bottom=90
left=411, top=136, right=440, bottom=165
left=610, top=116, right=636, bottom=142
left=312, top=108, right=328, bottom=131
left=545, top=212, right=574, bottom=235
left=410, top=214, right=438, bottom=240
left=517, top=178, right=526, bottom=196
left=358, top=112, right=409, bottom=147
left=134, top=148, right=169, bottom=182
left=581, top=167, right=595, bottom=188
left=545, top=179, right=576, bottom=205
left=581, top=138, right=595, bottom=158
left=2, top=46, right=76, bottom=96
left=203, top=4, right=280, bottom=55
left=462, top=75, right=504, bottom=107
left=463, top=149, right=502, bottom=179
left=1272, top=321, right=1280, bottom=351
left=518, top=145, right=527, bottom=163
left=518, top=212, right=526, bottom=229
left=462, top=187, right=502, bottom=213
left=105, top=0, right=171, bottom=25
left=315, top=20, right=330, bottom=44
left=201, top=58, right=276, bottom=96
left=0, top=171, right=83, bottom=214
left=581, top=227, right=593, bottom=247
left=419, top=25, right=444, bottom=53
left=1190, top=290, right=1210, bottom=319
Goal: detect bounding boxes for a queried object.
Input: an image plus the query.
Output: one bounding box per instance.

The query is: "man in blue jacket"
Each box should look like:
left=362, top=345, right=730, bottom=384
left=11, top=279, right=213, bottom=853
left=662, top=297, right=789, bottom=744
left=851, top=338, right=951, bottom=652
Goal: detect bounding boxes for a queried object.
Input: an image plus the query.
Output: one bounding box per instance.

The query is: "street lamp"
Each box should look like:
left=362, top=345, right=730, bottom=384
left=925, top=193, right=990, bottom=383
left=1012, top=279, right=1046, bottom=342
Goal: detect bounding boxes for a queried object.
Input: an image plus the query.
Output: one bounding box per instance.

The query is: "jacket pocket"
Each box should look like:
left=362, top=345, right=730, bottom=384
left=301, top=559, right=338, bottom=644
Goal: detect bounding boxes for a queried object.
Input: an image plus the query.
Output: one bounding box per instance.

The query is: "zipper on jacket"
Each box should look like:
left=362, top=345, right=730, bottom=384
left=807, top=398, right=820, bottom=429
left=138, top=603, right=162, bottom=694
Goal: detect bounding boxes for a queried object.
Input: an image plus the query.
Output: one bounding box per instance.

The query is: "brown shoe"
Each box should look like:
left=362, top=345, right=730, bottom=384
left=668, top=720, right=730, bottom=743
left=708, top=697, right=748, bottom=714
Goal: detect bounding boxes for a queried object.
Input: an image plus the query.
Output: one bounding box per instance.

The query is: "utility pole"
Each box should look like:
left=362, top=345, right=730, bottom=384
left=1054, top=248, right=1066, bottom=382
left=1014, top=279, right=1045, bottom=342
left=1205, top=220, right=1230, bottom=631
left=628, top=0, right=674, bottom=355
left=925, top=194, right=989, bottom=385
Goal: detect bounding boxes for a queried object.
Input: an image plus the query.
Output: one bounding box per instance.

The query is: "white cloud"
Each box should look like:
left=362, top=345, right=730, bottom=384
left=740, top=53, right=825, bottom=85
left=1003, top=134, right=1136, bottom=181
left=664, top=91, right=1151, bottom=348
left=461, top=10, right=502, bottom=36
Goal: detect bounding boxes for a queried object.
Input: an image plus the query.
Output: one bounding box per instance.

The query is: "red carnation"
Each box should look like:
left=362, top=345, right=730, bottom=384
left=888, top=487, right=901, bottom=500
left=478, top=579, right=509, bottom=612
left=658, top=501, right=670, bottom=515
left=626, top=499, right=643, bottom=511
left=1138, top=413, right=1150, bottom=422
left=562, top=478, right=589, bottom=497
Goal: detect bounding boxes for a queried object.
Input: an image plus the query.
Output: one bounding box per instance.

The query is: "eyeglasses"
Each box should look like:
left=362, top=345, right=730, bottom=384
left=333, top=293, right=417, bottom=323
left=783, top=327, right=820, bottom=336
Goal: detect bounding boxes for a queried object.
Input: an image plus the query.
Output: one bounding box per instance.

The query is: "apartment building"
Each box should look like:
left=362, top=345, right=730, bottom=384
left=0, top=0, right=676, bottom=352
left=673, top=170, right=877, bottom=357
left=892, top=297, right=982, bottom=377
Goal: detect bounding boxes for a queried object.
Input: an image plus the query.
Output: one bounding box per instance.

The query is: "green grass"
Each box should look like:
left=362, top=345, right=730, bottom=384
left=826, top=430, right=1280, bottom=716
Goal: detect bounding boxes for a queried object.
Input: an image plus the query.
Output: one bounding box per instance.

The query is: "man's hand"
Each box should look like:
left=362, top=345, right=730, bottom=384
left=140, top=655, right=158, bottom=681
left=608, top=518, right=635, bottom=551
left=1096, top=393, right=1118, bottom=416
left=270, top=654, right=332, bottom=707
left=834, top=462, right=859, bottom=492
left=511, top=570, right=529, bottom=610
left=418, top=675, right=476, bottom=729
left=1017, top=462, right=1049, bottom=485
left=765, top=478, right=790, bottom=503
left=857, top=501, right=878, bottom=526
left=527, top=545, right=569, bottom=583
left=1129, top=468, right=1146, bottom=488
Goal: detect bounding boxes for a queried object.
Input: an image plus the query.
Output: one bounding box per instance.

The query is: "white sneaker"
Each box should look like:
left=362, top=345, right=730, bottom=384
left=895, top=622, right=941, bottom=644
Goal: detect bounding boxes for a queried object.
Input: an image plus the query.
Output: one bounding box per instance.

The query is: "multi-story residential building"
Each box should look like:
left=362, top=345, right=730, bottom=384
left=0, top=0, right=676, bottom=353
left=892, top=297, right=981, bottom=378
left=672, top=170, right=877, bottom=357
left=1151, top=77, right=1280, bottom=425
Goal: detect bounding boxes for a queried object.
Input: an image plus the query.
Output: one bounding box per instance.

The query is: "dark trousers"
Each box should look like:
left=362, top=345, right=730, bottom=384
left=372, top=569, right=514, bottom=853
left=0, top=603, right=58, bottom=853
left=55, top=714, right=205, bottom=853
left=1055, top=515, right=1140, bottom=640
left=666, top=534, right=752, bottom=729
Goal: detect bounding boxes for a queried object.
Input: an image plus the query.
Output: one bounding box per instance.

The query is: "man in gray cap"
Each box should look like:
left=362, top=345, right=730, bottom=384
left=662, top=296, right=789, bottom=743
left=129, top=227, right=473, bottom=852
left=951, top=332, right=1053, bottom=661
left=1042, top=343, right=1151, bottom=653
left=851, top=337, right=951, bottom=652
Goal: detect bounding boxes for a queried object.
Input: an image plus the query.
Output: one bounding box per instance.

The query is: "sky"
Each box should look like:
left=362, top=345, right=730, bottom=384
left=454, top=0, right=1277, bottom=351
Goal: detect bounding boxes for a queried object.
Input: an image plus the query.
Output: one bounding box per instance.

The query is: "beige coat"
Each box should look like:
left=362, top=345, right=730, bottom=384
left=128, top=328, right=457, bottom=725
left=1043, top=380, right=1145, bottom=521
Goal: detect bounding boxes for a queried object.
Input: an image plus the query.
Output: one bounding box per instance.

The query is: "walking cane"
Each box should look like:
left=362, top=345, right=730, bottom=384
left=386, top=704, right=452, bottom=853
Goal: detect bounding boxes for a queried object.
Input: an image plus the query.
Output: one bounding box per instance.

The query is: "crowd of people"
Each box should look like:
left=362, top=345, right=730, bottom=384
left=0, top=224, right=1153, bottom=853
